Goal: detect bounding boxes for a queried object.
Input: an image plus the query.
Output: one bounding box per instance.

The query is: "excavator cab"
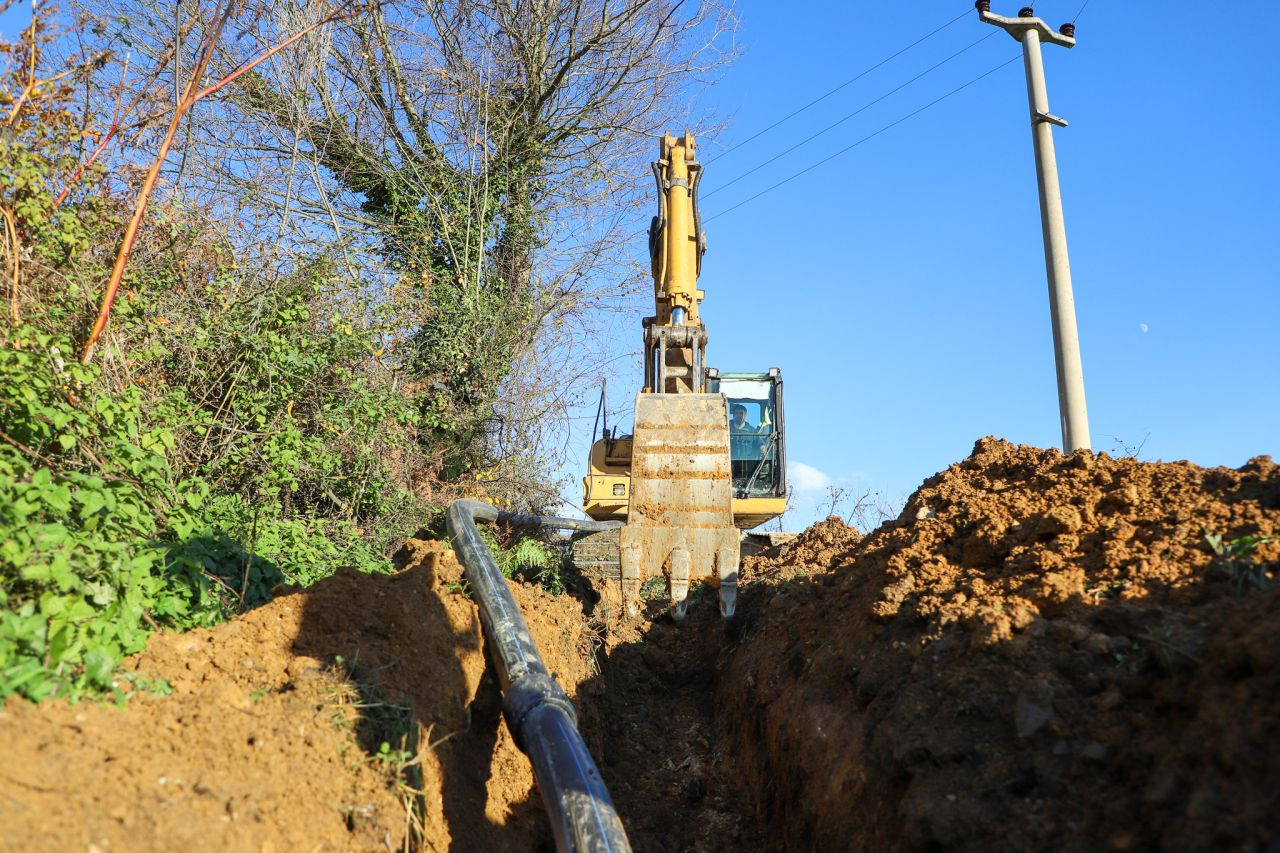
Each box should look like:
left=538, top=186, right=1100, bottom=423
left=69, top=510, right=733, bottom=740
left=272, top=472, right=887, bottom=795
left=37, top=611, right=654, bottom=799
left=580, top=369, right=787, bottom=525
left=713, top=369, right=787, bottom=503
left=712, top=368, right=788, bottom=530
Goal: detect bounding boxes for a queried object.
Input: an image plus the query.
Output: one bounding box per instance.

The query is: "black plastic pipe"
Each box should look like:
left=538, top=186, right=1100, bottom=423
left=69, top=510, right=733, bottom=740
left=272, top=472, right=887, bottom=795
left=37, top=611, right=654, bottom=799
left=445, top=499, right=632, bottom=853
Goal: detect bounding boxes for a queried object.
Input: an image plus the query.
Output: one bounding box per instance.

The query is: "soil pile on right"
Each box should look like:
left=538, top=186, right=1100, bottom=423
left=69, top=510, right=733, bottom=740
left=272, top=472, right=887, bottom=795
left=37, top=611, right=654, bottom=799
left=724, top=437, right=1279, bottom=852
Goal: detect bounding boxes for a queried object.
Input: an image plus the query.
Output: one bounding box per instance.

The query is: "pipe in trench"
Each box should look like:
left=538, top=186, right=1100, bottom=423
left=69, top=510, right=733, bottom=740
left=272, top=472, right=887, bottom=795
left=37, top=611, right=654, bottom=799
left=445, top=499, right=632, bottom=853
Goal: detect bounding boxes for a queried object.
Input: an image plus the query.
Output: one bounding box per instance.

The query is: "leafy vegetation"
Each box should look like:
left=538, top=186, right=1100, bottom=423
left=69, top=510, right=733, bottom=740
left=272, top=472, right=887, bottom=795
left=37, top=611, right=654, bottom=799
left=470, top=524, right=564, bottom=595
left=1206, top=532, right=1277, bottom=594
left=0, top=26, right=417, bottom=700
left=0, top=30, right=554, bottom=702
left=1, top=0, right=729, bottom=702
left=498, top=537, right=565, bottom=597
left=0, top=319, right=407, bottom=700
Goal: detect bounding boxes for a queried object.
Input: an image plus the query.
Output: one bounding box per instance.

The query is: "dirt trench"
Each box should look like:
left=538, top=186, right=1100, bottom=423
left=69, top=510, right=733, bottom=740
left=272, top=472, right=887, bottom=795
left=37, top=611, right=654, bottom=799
left=572, top=590, right=767, bottom=852
left=3, top=437, right=1279, bottom=852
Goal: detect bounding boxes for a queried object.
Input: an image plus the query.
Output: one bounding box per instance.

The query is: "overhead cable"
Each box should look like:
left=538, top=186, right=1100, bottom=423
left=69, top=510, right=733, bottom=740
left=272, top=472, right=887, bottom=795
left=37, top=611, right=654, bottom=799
left=703, top=31, right=997, bottom=201
left=706, top=5, right=975, bottom=164
left=704, top=55, right=1022, bottom=225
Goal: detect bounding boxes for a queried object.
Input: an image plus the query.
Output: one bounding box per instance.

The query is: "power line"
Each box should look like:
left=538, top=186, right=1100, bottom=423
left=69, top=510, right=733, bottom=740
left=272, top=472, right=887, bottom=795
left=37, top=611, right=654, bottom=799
left=704, top=31, right=997, bottom=201
left=1073, top=0, right=1091, bottom=23
left=703, top=55, right=1021, bottom=226
left=706, top=5, right=975, bottom=164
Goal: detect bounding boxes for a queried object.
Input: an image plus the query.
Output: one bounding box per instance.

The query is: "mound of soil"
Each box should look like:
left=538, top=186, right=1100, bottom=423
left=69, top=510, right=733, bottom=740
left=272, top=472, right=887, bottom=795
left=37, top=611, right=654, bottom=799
left=0, top=540, right=591, bottom=852
left=724, top=438, right=1280, bottom=851
left=5, top=438, right=1279, bottom=853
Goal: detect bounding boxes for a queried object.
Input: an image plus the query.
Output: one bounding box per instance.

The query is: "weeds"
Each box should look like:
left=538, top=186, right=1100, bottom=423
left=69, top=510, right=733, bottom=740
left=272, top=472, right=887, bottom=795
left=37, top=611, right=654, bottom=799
left=1105, top=431, right=1151, bottom=459
left=1085, top=578, right=1131, bottom=602
left=687, top=582, right=714, bottom=605
left=821, top=484, right=902, bottom=533
left=117, top=671, right=174, bottom=698
left=475, top=525, right=566, bottom=596
left=639, top=576, right=666, bottom=601
left=635, top=575, right=717, bottom=609
left=1206, top=533, right=1277, bottom=594
left=325, top=656, right=426, bottom=848
left=502, top=538, right=565, bottom=596
left=443, top=579, right=471, bottom=599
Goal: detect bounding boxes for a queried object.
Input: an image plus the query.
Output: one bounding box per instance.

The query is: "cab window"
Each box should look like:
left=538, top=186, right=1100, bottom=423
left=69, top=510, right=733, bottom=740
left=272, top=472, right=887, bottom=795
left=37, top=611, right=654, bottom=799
left=719, top=377, right=778, bottom=497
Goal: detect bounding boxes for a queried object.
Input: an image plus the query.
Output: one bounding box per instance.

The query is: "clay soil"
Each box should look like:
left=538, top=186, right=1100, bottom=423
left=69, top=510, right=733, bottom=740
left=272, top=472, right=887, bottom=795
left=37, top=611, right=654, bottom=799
left=725, top=438, right=1280, bottom=852
left=3, top=437, right=1279, bottom=852
left=0, top=541, right=592, bottom=852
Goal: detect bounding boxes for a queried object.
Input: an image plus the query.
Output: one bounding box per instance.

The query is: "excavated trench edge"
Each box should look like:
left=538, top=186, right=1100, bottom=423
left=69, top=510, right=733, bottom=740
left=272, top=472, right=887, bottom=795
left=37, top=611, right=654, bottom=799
left=445, top=499, right=631, bottom=853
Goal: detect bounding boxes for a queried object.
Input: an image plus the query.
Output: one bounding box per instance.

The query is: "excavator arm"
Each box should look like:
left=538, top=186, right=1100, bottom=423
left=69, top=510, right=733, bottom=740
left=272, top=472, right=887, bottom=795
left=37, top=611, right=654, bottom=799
left=644, top=131, right=708, bottom=396
left=617, top=132, right=740, bottom=621
left=577, top=130, right=788, bottom=621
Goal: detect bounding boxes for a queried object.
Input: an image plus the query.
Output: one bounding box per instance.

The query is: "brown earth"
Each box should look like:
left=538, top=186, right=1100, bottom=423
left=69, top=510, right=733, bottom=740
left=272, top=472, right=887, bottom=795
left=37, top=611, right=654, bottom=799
left=724, top=438, right=1280, bottom=852
left=574, top=588, right=766, bottom=853
left=2, top=438, right=1279, bottom=852
left=0, top=540, right=591, bottom=852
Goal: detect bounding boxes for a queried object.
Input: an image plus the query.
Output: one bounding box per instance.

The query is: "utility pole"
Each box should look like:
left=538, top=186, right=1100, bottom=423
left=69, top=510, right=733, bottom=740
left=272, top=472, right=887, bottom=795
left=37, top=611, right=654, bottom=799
left=978, top=2, right=1091, bottom=453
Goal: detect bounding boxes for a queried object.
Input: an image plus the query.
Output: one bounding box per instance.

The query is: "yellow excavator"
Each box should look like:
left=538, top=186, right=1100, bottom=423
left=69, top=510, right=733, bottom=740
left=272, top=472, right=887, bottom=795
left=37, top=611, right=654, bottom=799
left=574, top=131, right=788, bottom=620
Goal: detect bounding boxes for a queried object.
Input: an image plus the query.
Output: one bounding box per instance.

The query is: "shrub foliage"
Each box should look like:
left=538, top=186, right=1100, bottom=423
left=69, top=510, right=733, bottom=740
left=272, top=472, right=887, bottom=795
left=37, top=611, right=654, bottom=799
left=0, top=28, right=427, bottom=700
left=0, top=0, right=726, bottom=699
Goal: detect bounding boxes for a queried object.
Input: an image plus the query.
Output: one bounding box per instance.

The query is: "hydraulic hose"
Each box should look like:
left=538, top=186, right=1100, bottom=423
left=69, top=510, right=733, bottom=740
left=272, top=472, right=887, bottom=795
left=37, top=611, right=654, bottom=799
left=445, top=499, right=631, bottom=853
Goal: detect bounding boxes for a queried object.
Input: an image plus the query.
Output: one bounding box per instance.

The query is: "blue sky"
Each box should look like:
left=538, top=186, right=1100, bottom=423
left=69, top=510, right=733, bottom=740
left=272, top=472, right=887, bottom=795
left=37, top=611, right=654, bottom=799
left=0, top=5, right=25, bottom=37
left=651, top=0, right=1280, bottom=528
left=6, top=2, right=1277, bottom=531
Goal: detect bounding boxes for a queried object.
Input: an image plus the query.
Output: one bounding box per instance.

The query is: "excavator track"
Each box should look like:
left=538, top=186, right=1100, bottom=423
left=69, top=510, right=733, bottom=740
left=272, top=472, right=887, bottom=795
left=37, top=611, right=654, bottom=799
left=570, top=528, right=623, bottom=581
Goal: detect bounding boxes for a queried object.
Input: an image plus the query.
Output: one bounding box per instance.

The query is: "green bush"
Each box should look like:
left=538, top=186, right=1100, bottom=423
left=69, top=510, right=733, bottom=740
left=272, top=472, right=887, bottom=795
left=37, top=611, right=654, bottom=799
left=0, top=334, right=215, bottom=700
left=1, top=118, right=423, bottom=701
left=0, top=33, right=560, bottom=702
left=498, top=535, right=564, bottom=596
left=0, top=330, right=397, bottom=701
left=190, top=494, right=390, bottom=586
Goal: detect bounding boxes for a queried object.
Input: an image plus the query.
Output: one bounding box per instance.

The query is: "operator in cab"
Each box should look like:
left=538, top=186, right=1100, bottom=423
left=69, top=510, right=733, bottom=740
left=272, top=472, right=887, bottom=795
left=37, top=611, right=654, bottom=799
left=730, top=403, right=756, bottom=433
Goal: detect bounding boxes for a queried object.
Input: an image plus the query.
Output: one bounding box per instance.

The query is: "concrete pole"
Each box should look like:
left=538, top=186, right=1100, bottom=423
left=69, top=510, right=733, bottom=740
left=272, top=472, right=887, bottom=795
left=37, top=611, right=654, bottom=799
left=979, top=4, right=1091, bottom=452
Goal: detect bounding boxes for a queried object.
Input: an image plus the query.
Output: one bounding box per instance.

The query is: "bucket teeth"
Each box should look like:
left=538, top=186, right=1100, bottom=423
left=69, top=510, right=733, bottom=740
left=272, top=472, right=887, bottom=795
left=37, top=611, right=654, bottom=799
left=717, top=547, right=738, bottom=619
left=671, top=598, right=689, bottom=622
left=668, top=547, right=691, bottom=621
left=616, top=393, right=740, bottom=627
left=621, top=544, right=642, bottom=618
left=718, top=586, right=737, bottom=619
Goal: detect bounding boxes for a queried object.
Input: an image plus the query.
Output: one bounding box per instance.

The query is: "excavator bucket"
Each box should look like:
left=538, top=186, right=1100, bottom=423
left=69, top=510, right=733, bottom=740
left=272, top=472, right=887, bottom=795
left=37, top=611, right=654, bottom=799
left=618, top=393, right=741, bottom=620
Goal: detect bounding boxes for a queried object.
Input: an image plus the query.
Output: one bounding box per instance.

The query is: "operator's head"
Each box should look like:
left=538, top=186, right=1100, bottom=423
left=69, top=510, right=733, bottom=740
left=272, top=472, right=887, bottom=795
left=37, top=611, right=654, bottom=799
left=731, top=404, right=747, bottom=423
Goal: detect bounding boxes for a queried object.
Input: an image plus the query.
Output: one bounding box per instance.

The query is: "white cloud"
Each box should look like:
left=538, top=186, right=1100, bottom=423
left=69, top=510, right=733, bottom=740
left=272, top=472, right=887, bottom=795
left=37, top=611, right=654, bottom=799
left=1139, top=323, right=1149, bottom=334
left=788, top=461, right=831, bottom=493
